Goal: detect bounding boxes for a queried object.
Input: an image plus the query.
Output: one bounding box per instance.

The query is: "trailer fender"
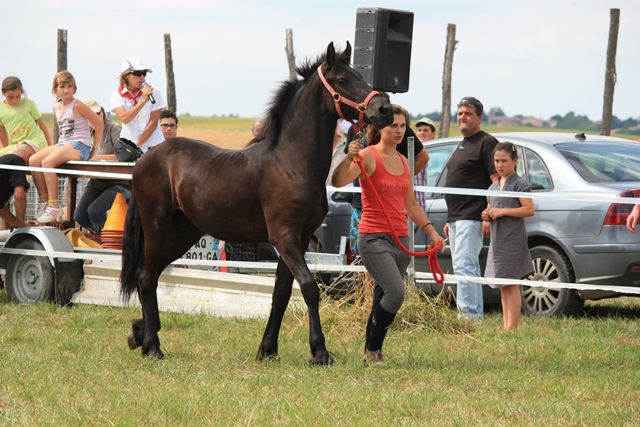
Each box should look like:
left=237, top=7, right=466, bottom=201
left=0, top=226, right=83, bottom=305
left=0, top=226, right=74, bottom=269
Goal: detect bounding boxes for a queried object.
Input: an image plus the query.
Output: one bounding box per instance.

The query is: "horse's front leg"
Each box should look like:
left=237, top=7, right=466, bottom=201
left=257, top=258, right=294, bottom=361
left=275, top=241, right=333, bottom=365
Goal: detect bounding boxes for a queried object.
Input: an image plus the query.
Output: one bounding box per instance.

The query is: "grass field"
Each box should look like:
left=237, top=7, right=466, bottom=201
left=0, top=287, right=638, bottom=426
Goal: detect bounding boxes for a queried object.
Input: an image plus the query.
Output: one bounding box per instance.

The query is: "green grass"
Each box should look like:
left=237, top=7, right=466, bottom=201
left=1, top=287, right=638, bottom=426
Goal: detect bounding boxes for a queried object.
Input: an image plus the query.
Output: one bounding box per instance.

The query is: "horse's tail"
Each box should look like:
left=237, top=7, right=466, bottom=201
left=119, top=190, right=144, bottom=301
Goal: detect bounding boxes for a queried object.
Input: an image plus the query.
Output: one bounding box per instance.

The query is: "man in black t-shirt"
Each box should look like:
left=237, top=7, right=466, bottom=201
left=444, top=97, right=499, bottom=320
left=0, top=141, right=38, bottom=230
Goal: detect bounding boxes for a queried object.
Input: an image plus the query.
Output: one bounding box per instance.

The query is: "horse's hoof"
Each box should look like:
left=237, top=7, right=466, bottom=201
left=144, top=348, right=164, bottom=360
left=309, top=351, right=334, bottom=366
left=256, top=347, right=278, bottom=362
left=127, top=330, right=139, bottom=350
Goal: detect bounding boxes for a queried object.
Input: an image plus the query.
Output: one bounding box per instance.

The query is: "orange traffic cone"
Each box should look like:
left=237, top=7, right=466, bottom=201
left=220, top=241, right=228, bottom=273
left=101, top=192, right=128, bottom=250
left=103, top=193, right=128, bottom=232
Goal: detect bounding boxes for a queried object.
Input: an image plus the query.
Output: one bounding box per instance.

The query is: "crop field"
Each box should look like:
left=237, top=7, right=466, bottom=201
left=41, top=113, right=639, bottom=151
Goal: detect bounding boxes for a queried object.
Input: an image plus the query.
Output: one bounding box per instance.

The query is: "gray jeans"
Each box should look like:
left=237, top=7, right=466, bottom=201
left=358, top=233, right=411, bottom=313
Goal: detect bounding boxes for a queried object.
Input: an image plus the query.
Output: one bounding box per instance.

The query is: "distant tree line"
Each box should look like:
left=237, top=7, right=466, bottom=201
left=410, top=110, right=640, bottom=135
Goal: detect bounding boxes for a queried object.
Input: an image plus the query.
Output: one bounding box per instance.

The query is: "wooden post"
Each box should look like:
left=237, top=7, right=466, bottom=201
left=55, top=29, right=68, bottom=142
left=164, top=33, right=177, bottom=114
left=601, top=8, right=619, bottom=136
left=285, top=29, right=296, bottom=81
left=57, top=29, right=67, bottom=72
left=440, top=24, right=457, bottom=138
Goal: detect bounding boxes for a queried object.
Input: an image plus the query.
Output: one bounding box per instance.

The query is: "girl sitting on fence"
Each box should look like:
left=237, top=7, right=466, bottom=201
left=30, top=71, right=103, bottom=223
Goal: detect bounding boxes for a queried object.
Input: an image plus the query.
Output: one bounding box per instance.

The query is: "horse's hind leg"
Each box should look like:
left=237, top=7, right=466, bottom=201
left=134, top=223, right=203, bottom=358
left=257, top=258, right=295, bottom=361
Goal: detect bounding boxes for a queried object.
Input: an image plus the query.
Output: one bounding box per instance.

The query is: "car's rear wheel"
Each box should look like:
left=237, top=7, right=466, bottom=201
left=522, top=245, right=584, bottom=317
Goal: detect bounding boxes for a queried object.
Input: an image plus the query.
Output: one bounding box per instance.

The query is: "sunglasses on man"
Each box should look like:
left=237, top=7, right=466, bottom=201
left=130, top=70, right=147, bottom=77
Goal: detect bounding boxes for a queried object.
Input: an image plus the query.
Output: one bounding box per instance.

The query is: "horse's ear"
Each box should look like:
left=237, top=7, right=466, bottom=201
left=325, top=42, right=337, bottom=67
left=340, top=41, right=352, bottom=64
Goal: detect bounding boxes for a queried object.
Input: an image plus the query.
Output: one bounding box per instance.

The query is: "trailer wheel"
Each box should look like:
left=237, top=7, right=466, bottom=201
left=6, top=239, right=55, bottom=304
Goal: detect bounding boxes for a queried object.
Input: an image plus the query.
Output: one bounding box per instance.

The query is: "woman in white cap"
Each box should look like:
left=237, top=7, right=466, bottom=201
left=110, top=58, right=166, bottom=153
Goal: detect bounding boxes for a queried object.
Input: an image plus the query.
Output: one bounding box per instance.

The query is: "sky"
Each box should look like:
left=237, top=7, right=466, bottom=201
left=1, top=0, right=638, bottom=121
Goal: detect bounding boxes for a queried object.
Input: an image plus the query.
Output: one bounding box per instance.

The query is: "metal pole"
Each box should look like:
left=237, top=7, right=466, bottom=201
left=407, top=136, right=415, bottom=286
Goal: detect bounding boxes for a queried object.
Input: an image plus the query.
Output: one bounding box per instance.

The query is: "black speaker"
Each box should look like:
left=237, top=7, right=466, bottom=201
left=353, top=7, right=414, bottom=93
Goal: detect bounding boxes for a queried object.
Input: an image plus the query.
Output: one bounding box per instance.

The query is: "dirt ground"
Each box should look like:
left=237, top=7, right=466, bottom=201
left=174, top=129, right=252, bottom=151
left=43, top=123, right=253, bottom=151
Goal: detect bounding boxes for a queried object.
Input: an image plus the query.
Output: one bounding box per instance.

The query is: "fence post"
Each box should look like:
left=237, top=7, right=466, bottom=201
left=601, top=8, right=619, bottom=136
left=439, top=24, right=457, bottom=138
left=55, top=29, right=68, bottom=143
left=164, top=33, right=177, bottom=113
left=285, top=29, right=296, bottom=81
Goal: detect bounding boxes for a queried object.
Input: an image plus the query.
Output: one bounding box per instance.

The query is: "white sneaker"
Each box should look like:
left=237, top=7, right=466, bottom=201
left=35, top=201, right=47, bottom=220
left=37, top=205, right=64, bottom=224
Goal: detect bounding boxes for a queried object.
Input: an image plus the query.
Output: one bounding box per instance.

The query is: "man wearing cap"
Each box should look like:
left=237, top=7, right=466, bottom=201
left=110, top=57, right=166, bottom=153
left=74, top=98, right=130, bottom=234
left=416, top=117, right=437, bottom=143
left=83, top=98, right=122, bottom=156
left=0, top=140, right=38, bottom=229
left=444, top=96, right=499, bottom=320
left=413, top=117, right=437, bottom=243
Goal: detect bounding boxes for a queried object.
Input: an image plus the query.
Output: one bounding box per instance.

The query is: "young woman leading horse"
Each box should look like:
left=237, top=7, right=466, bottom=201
left=119, top=42, right=393, bottom=364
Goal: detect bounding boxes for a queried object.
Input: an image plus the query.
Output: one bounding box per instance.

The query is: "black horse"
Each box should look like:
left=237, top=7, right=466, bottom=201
left=119, top=42, right=393, bottom=364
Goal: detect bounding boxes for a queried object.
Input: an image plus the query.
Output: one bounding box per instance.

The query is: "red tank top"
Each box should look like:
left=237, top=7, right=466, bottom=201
left=358, top=147, right=410, bottom=236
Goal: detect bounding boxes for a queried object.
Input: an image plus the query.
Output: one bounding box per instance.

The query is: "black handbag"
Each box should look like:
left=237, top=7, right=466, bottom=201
left=114, top=138, right=143, bottom=162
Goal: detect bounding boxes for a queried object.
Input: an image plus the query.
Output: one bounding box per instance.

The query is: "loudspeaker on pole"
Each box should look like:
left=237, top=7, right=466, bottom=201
left=353, top=7, right=414, bottom=93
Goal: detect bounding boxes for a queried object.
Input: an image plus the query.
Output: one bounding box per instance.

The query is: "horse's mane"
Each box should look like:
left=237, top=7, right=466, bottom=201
left=256, top=48, right=348, bottom=147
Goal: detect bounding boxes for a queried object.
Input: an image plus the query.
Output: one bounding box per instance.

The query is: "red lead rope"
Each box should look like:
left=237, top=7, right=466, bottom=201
left=355, top=154, right=445, bottom=284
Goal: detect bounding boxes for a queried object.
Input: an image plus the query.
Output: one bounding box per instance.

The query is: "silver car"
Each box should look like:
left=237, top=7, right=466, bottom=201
left=415, top=132, right=640, bottom=316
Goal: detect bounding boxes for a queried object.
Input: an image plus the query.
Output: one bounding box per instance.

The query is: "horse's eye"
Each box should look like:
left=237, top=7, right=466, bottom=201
left=337, top=78, right=346, bottom=85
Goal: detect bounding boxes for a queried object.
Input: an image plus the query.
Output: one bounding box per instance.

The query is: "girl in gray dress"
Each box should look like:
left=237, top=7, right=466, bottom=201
left=481, top=142, right=534, bottom=331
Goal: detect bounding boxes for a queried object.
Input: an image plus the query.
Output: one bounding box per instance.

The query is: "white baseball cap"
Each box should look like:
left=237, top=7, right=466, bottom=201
left=121, top=57, right=153, bottom=73
left=82, top=97, right=102, bottom=113
left=18, top=140, right=39, bottom=153
left=415, top=117, right=436, bottom=128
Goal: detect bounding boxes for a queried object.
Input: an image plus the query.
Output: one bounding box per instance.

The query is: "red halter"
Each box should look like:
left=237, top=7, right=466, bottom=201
left=317, top=65, right=379, bottom=135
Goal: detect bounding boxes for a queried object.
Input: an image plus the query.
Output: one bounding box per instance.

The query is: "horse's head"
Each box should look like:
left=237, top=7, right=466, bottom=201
left=319, top=42, right=393, bottom=131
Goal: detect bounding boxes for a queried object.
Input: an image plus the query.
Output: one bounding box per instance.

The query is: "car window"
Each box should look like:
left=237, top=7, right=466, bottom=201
left=425, top=143, right=457, bottom=187
left=523, top=148, right=552, bottom=190
left=556, top=142, right=640, bottom=183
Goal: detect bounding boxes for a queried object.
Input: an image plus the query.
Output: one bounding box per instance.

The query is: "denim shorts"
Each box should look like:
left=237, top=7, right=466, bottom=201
left=57, top=141, right=91, bottom=161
